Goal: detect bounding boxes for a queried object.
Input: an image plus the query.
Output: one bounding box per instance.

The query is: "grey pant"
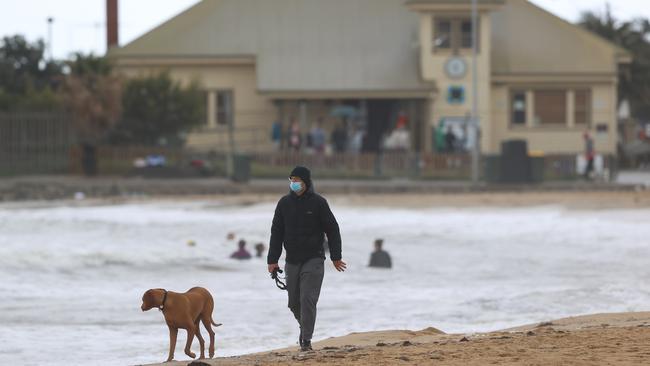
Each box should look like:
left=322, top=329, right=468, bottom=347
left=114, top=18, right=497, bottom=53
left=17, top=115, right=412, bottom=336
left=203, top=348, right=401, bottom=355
left=284, top=257, right=324, bottom=342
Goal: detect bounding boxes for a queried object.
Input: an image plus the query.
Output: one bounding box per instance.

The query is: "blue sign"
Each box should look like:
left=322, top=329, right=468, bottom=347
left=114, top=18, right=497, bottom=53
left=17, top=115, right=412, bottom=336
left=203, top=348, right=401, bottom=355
left=447, top=86, right=465, bottom=104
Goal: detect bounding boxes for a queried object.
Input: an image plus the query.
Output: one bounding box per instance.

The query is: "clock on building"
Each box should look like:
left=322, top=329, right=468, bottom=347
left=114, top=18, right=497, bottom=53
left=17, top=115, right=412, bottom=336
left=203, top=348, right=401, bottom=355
left=445, top=57, right=467, bottom=79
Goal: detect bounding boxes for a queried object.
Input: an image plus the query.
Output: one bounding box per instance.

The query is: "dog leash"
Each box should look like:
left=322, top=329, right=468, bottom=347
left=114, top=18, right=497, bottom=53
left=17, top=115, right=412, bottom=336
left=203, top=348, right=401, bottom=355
left=271, top=268, right=287, bottom=291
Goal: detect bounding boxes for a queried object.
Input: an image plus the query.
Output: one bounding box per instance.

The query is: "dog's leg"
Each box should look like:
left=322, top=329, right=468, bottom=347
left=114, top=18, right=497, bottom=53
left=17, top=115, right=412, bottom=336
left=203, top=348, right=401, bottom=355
left=166, top=326, right=178, bottom=362
left=195, top=320, right=206, bottom=359
left=201, top=316, right=216, bottom=358
left=184, top=324, right=197, bottom=359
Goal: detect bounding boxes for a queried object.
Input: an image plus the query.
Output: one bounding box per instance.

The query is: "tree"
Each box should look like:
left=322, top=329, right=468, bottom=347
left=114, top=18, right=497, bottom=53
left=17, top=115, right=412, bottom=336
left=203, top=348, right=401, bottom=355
left=0, top=35, right=64, bottom=111
left=109, top=72, right=205, bottom=146
left=61, top=53, right=122, bottom=144
left=60, top=53, right=123, bottom=176
left=579, top=8, right=650, bottom=119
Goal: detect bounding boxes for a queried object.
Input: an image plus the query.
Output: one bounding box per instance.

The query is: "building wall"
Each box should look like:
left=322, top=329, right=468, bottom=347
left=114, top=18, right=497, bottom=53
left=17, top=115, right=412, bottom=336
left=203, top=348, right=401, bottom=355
left=490, top=82, right=618, bottom=154
left=116, top=64, right=276, bottom=152
left=418, top=11, right=493, bottom=153
left=114, top=0, right=625, bottom=156
left=483, top=0, right=622, bottom=155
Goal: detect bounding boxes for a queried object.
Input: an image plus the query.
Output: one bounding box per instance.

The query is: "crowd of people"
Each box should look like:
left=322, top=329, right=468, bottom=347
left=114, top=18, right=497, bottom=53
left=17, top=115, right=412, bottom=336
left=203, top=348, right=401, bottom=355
left=270, top=111, right=413, bottom=155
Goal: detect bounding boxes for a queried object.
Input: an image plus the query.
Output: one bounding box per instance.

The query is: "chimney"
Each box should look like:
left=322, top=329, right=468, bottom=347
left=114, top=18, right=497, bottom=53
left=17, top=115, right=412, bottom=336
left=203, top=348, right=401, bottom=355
left=106, top=0, right=118, bottom=49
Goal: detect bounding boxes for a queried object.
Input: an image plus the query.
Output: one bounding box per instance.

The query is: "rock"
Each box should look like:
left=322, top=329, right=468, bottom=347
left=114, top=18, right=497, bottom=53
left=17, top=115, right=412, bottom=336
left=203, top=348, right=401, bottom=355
left=188, top=362, right=211, bottom=366
left=526, top=331, right=535, bottom=336
left=401, top=341, right=413, bottom=346
left=376, top=342, right=387, bottom=347
left=459, top=336, right=470, bottom=342
left=398, top=356, right=410, bottom=361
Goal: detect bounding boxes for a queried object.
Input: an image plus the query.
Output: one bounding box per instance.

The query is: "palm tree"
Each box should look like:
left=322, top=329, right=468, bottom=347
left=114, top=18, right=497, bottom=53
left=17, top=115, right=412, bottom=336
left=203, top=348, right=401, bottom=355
left=579, top=7, right=650, bottom=119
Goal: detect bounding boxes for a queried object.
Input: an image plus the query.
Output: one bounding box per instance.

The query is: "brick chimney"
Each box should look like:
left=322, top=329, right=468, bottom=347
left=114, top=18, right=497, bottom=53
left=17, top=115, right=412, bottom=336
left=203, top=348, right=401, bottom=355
left=106, top=0, right=118, bottom=49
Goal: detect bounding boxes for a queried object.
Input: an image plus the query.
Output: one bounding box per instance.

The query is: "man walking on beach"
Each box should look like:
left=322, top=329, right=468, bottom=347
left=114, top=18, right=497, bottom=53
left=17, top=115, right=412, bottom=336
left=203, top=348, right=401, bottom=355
left=268, top=166, right=346, bottom=352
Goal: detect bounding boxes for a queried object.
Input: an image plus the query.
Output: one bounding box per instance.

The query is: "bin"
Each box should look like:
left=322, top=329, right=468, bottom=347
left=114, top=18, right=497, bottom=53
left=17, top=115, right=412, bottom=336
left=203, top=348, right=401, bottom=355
left=231, top=154, right=251, bottom=182
left=529, top=156, right=545, bottom=183
left=484, top=155, right=501, bottom=183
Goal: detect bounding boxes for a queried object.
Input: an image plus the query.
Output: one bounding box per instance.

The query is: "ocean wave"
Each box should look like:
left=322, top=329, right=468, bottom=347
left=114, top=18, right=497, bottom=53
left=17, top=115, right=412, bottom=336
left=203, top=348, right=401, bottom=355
left=0, top=249, right=242, bottom=274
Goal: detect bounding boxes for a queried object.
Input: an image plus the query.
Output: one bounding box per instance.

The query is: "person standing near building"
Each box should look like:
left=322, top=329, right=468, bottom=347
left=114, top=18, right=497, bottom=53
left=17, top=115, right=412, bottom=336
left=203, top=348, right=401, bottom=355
left=445, top=126, right=457, bottom=153
left=288, top=119, right=302, bottom=152
left=267, top=166, right=346, bottom=352
left=331, top=123, right=347, bottom=153
left=309, top=119, right=327, bottom=154
left=271, top=120, right=282, bottom=151
left=583, top=132, right=595, bottom=179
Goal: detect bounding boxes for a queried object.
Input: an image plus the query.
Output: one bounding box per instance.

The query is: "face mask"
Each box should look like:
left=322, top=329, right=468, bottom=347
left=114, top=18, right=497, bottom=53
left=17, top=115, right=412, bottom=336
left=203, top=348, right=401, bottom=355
left=289, top=181, right=303, bottom=192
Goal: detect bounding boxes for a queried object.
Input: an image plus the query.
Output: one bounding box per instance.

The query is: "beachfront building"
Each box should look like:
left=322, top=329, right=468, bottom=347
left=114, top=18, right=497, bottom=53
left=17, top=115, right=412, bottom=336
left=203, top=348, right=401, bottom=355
left=109, top=0, right=630, bottom=157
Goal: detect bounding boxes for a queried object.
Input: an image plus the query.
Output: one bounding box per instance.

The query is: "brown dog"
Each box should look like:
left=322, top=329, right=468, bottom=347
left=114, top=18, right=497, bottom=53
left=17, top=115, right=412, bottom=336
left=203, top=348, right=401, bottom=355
left=141, top=287, right=222, bottom=362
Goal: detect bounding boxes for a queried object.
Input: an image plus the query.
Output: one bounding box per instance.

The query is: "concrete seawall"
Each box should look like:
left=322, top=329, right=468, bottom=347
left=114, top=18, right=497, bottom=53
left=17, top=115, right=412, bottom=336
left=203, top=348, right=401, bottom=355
left=0, top=176, right=641, bottom=201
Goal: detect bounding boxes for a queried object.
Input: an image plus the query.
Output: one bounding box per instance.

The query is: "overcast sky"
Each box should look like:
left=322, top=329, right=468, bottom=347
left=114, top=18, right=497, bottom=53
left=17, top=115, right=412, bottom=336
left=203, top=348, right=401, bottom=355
left=0, top=0, right=647, bottom=60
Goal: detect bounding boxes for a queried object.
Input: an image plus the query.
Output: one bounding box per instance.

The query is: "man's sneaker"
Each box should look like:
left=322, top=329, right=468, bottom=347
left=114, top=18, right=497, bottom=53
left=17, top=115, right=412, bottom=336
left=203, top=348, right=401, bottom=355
left=300, top=340, right=312, bottom=352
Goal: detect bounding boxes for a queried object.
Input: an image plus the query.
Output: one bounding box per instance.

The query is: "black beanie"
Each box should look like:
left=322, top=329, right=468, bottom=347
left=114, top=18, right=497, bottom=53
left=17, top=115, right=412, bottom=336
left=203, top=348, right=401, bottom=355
left=290, top=166, right=312, bottom=187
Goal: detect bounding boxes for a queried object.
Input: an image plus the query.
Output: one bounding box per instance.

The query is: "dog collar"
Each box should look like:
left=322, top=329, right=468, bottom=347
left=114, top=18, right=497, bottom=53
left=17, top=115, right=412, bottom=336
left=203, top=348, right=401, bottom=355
left=158, top=289, right=168, bottom=311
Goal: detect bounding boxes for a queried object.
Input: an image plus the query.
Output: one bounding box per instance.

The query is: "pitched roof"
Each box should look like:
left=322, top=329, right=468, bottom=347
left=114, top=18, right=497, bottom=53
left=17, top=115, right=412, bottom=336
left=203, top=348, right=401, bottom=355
left=113, top=0, right=630, bottom=91
left=491, top=0, right=631, bottom=75
left=113, top=0, right=433, bottom=93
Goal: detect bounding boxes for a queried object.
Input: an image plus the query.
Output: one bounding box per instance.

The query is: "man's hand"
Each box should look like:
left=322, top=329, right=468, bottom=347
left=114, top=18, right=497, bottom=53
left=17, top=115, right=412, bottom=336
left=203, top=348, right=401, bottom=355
left=333, top=260, right=347, bottom=272
left=268, top=263, right=280, bottom=273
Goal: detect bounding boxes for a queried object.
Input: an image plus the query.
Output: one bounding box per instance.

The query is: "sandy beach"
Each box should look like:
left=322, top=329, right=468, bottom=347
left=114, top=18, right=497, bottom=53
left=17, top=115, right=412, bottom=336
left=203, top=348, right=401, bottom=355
left=140, top=312, right=650, bottom=366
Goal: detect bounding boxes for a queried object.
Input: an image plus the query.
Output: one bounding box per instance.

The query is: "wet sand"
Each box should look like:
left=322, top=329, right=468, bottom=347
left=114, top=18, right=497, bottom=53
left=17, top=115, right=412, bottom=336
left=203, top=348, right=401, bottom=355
left=141, top=312, right=650, bottom=366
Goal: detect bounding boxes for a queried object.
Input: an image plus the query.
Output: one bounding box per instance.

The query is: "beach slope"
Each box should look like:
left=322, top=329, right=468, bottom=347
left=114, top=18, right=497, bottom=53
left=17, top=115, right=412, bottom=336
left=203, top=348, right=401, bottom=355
left=140, top=312, right=650, bottom=366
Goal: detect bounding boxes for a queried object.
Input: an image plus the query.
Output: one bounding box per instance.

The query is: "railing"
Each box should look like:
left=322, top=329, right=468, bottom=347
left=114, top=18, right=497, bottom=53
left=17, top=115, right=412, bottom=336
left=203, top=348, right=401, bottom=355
left=247, top=151, right=472, bottom=180
left=1, top=130, right=612, bottom=181
left=0, top=113, right=75, bottom=176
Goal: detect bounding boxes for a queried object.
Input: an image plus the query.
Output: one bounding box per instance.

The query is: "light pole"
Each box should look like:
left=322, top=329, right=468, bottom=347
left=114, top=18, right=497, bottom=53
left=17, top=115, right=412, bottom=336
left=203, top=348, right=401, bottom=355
left=47, top=17, right=54, bottom=61
left=470, top=0, right=480, bottom=183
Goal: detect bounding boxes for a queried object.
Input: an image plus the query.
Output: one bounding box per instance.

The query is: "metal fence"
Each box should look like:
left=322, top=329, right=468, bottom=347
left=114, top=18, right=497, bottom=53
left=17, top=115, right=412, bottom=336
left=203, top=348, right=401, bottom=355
left=63, top=147, right=473, bottom=179
left=0, top=112, right=608, bottom=181
left=0, top=113, right=76, bottom=176
left=249, top=151, right=471, bottom=179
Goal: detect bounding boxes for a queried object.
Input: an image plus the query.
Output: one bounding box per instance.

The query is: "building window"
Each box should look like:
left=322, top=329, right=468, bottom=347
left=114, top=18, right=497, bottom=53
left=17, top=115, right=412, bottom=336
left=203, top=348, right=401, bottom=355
left=534, top=90, right=566, bottom=125
left=461, top=20, right=474, bottom=49
left=511, top=91, right=526, bottom=125
left=434, top=19, right=451, bottom=49
left=433, top=18, right=478, bottom=52
left=574, top=89, right=591, bottom=126
left=216, top=90, right=233, bottom=126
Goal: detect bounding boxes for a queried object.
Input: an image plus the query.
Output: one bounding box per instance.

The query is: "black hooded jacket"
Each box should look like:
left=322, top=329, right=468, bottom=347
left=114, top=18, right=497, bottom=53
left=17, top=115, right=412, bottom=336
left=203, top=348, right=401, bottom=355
left=268, top=184, right=342, bottom=265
